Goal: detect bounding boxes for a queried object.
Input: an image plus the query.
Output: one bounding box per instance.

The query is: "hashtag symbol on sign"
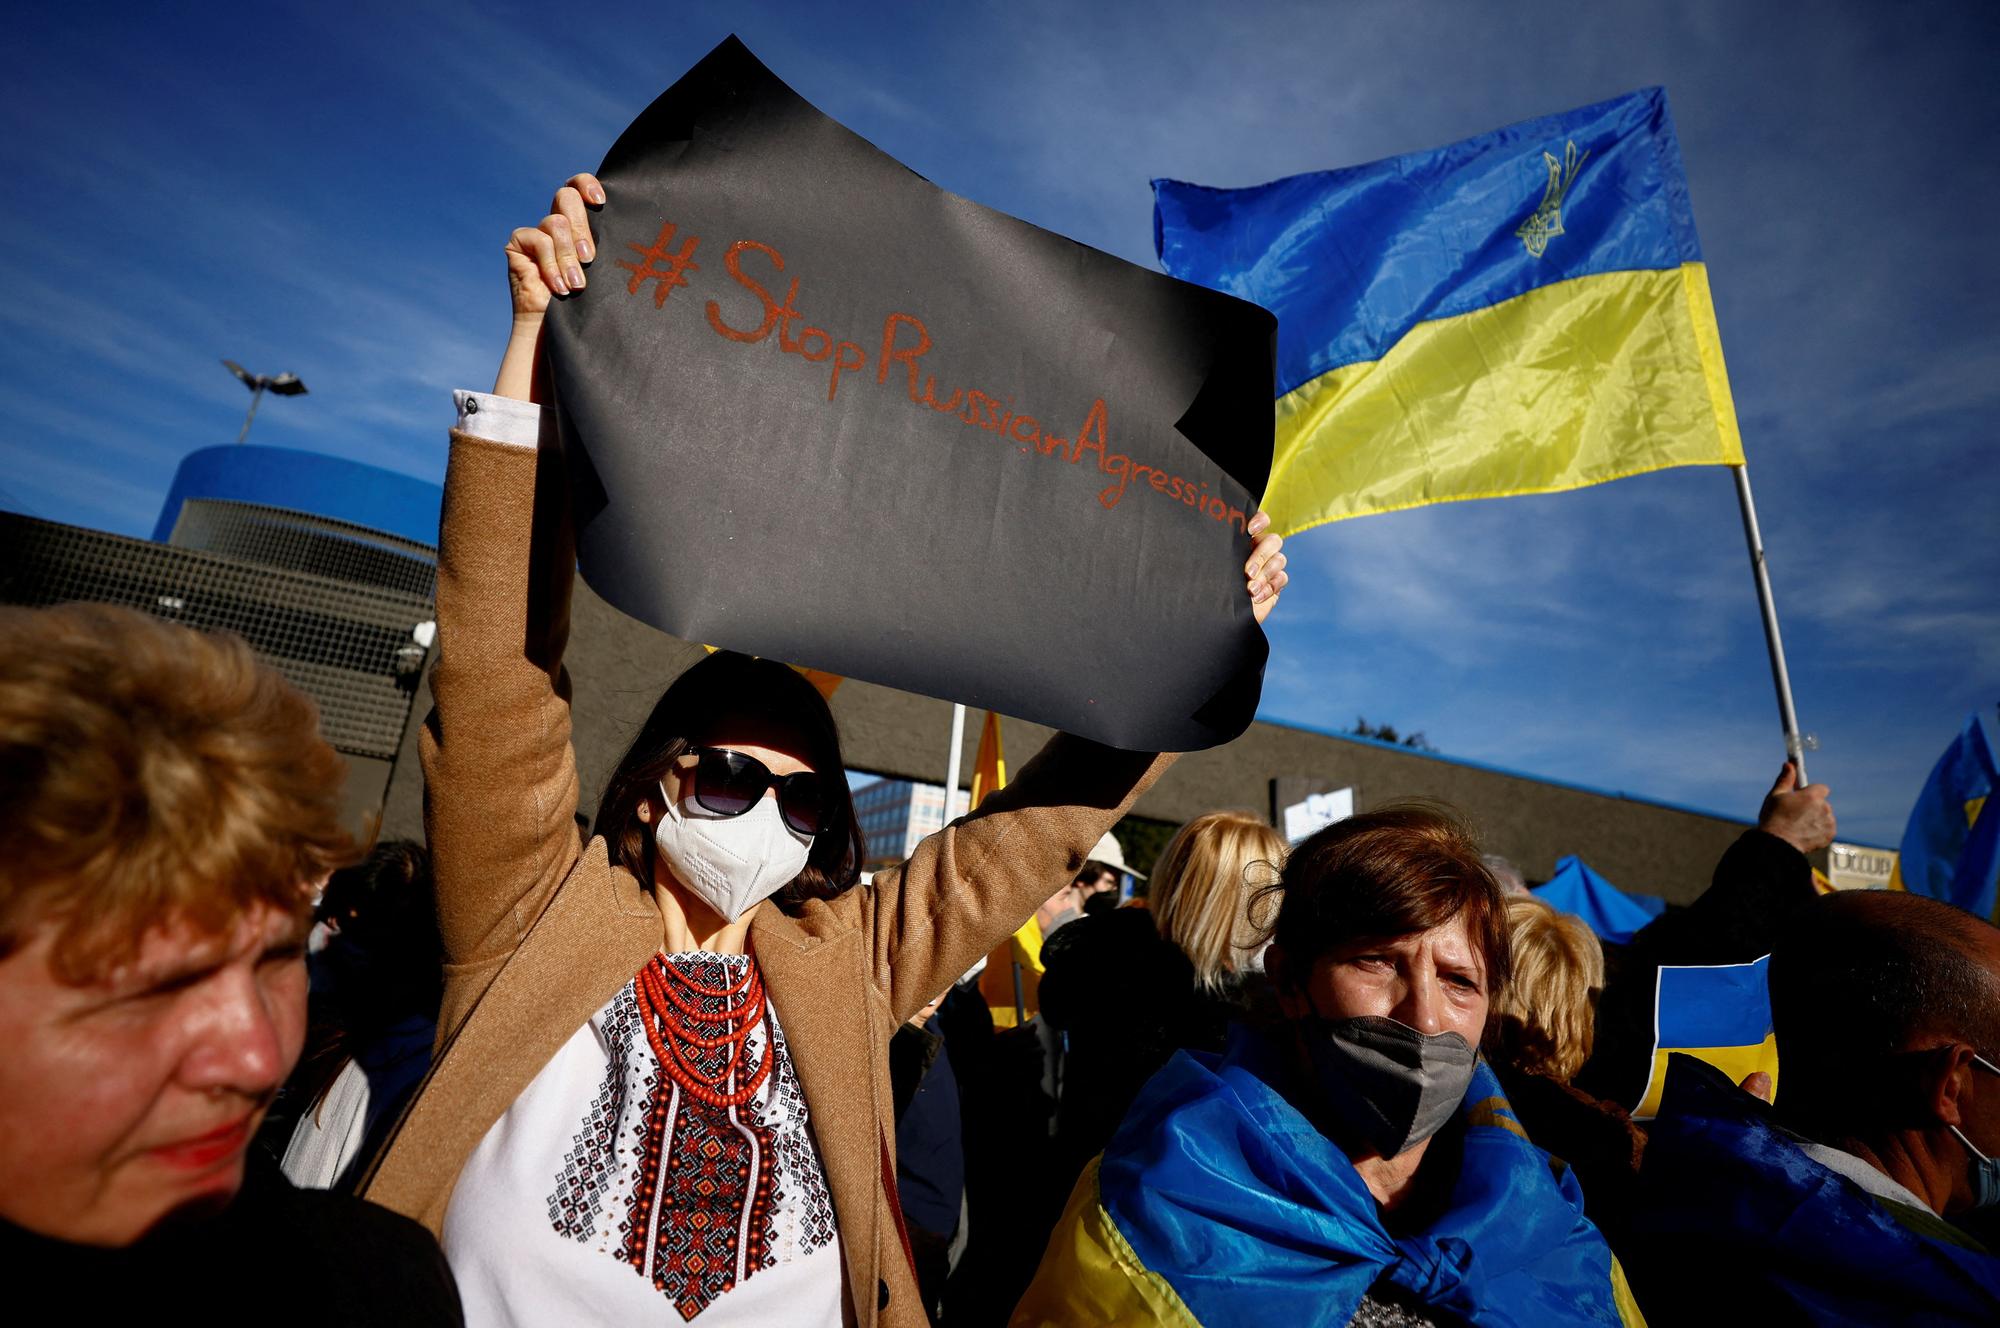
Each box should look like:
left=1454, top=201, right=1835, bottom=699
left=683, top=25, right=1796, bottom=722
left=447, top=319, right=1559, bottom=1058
left=616, top=221, right=702, bottom=308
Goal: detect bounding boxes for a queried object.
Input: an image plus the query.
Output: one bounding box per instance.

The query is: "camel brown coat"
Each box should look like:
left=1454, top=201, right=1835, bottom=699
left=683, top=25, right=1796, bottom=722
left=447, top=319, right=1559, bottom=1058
left=361, top=430, right=1174, bottom=1328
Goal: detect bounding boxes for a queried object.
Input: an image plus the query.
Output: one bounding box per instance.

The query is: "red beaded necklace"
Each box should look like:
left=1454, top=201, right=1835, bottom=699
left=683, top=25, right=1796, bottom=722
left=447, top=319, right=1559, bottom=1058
left=637, top=952, right=773, bottom=1109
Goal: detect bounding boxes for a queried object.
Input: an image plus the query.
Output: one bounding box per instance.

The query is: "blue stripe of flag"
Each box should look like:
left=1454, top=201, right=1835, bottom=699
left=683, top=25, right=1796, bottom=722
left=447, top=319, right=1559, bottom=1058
left=1656, top=956, right=1772, bottom=1050
left=1153, top=87, right=1701, bottom=397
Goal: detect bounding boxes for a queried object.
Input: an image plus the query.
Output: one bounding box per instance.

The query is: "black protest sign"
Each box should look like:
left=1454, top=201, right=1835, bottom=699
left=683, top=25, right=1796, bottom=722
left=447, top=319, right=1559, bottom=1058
left=546, top=36, right=1274, bottom=752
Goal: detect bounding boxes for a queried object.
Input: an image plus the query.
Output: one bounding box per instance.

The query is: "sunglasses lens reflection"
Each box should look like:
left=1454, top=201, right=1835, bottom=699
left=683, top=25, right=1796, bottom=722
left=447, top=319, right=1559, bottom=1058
left=693, top=749, right=828, bottom=837
left=780, top=775, right=826, bottom=837
left=695, top=750, right=762, bottom=817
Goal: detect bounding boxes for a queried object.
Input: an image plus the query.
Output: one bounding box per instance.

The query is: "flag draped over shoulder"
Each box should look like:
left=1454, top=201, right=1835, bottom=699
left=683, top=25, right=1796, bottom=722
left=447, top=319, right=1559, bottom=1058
left=1154, top=87, right=1743, bottom=535
left=1534, top=855, right=1667, bottom=945
left=1631, top=955, right=1776, bottom=1120
left=1012, top=1029, right=1643, bottom=1326
left=1893, top=714, right=1999, bottom=912
left=1628, top=1055, right=2000, bottom=1325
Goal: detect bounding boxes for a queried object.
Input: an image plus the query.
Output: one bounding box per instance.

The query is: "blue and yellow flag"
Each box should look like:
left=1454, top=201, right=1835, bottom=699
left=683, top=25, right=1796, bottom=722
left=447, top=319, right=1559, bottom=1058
left=1949, top=788, right=2000, bottom=923
left=1629, top=1055, right=2000, bottom=1323
left=1892, top=713, right=1998, bottom=907
left=1014, top=1031, right=1644, bottom=1326
left=1154, top=88, right=1742, bottom=535
left=1632, top=955, right=1776, bottom=1120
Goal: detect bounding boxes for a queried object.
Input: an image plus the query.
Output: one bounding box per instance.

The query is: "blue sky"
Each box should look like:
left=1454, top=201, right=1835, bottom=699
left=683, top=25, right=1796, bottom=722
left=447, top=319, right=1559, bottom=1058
left=4, top=1, right=1995, bottom=849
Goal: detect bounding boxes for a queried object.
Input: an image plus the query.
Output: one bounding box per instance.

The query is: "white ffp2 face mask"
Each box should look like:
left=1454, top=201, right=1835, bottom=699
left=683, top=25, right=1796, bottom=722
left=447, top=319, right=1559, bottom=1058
left=654, top=780, right=814, bottom=924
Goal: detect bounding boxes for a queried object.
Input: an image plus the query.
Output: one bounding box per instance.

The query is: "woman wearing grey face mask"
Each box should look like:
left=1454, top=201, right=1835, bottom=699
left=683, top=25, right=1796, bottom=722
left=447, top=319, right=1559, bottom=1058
left=358, top=172, right=1292, bottom=1328
left=1015, top=805, right=1646, bottom=1327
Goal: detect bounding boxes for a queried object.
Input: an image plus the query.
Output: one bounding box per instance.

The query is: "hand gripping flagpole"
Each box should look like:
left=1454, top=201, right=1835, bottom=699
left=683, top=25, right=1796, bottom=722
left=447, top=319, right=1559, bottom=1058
left=1731, top=464, right=1810, bottom=784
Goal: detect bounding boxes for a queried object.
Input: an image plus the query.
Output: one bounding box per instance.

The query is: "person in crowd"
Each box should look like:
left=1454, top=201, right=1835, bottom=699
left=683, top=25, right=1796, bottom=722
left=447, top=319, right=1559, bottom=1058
left=1624, top=890, right=2000, bottom=1321
left=1040, top=811, right=1287, bottom=1168
left=1487, top=895, right=1602, bottom=1084
left=935, top=963, right=1056, bottom=1328
left=978, top=832, right=1135, bottom=1027
left=1077, top=834, right=1141, bottom=917
left=279, top=841, right=444, bottom=1192
left=0, top=603, right=460, bottom=1322
left=1576, top=760, right=1835, bottom=1110
left=359, top=172, right=1289, bottom=1328
left=891, top=993, right=963, bottom=1325
left=1149, top=810, right=1288, bottom=990
left=1014, top=805, right=1643, bottom=1327
left=1484, top=894, right=1646, bottom=1246
left=950, top=815, right=1284, bottom=1323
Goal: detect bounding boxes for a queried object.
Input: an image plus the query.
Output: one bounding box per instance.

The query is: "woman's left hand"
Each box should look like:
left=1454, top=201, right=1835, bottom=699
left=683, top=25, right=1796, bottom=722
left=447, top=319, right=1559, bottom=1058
left=1245, top=511, right=1289, bottom=626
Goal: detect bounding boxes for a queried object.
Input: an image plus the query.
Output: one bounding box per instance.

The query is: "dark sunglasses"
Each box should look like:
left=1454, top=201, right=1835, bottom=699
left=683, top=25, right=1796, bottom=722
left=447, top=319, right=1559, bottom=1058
left=686, top=746, right=830, bottom=838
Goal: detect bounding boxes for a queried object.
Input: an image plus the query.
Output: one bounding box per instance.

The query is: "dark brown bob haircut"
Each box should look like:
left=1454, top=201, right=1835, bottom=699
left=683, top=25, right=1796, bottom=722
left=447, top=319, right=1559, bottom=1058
left=1259, top=802, right=1511, bottom=999
left=593, top=650, right=864, bottom=911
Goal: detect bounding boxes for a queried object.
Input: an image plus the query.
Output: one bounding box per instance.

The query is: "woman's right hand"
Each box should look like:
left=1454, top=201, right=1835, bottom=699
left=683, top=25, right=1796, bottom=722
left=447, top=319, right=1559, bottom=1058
left=505, top=172, right=605, bottom=320
left=493, top=173, right=604, bottom=401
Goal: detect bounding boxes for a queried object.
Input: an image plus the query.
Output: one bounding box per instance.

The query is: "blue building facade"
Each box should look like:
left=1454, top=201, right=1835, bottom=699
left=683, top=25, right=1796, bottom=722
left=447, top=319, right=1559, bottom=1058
left=153, top=444, right=442, bottom=549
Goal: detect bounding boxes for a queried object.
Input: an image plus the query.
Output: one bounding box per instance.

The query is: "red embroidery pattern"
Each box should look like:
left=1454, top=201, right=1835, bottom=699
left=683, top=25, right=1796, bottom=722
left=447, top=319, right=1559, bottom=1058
left=635, top=955, right=780, bottom=1319
left=545, top=954, right=832, bottom=1319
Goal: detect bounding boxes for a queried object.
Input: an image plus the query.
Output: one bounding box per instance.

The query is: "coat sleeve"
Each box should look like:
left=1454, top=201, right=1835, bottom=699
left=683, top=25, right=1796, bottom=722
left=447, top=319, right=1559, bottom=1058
left=856, top=734, right=1175, bottom=1026
left=421, top=424, right=585, bottom=999
left=1628, top=829, right=1812, bottom=966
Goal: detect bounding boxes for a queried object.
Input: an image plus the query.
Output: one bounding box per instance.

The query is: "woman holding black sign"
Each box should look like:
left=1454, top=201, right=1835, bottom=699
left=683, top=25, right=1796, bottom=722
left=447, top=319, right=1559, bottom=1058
left=361, top=173, right=1287, bottom=1328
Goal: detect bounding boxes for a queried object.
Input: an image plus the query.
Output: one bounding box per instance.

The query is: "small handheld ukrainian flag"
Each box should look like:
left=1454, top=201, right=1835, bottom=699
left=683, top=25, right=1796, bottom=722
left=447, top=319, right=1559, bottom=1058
left=1154, top=88, right=1742, bottom=534
left=1632, top=955, right=1776, bottom=1121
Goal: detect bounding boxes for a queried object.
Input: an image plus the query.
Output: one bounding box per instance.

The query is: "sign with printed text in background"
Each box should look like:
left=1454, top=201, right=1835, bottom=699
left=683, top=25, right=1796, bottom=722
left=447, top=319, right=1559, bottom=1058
left=546, top=36, right=1275, bottom=752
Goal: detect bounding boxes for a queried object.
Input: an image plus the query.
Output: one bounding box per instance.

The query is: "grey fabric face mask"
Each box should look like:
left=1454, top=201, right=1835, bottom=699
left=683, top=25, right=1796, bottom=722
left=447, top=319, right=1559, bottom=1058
left=1303, top=1013, right=1478, bottom=1159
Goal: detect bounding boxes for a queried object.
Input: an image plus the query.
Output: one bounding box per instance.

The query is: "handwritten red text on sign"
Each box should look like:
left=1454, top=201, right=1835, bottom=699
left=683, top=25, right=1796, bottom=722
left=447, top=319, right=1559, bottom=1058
left=617, top=222, right=1247, bottom=531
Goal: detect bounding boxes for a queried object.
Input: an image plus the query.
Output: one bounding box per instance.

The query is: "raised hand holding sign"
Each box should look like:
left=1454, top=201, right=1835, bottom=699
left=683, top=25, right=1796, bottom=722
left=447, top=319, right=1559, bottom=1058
left=542, top=37, right=1277, bottom=751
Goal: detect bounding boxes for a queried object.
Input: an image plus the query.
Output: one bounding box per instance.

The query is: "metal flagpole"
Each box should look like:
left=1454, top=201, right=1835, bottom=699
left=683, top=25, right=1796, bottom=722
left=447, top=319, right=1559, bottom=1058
left=942, top=702, right=967, bottom=821
left=236, top=382, right=267, bottom=444
left=1731, top=464, right=1809, bottom=784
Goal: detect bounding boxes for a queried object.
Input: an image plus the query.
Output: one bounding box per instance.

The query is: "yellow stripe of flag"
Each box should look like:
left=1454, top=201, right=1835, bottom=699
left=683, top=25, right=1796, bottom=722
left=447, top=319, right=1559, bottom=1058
left=1267, top=263, right=1742, bottom=535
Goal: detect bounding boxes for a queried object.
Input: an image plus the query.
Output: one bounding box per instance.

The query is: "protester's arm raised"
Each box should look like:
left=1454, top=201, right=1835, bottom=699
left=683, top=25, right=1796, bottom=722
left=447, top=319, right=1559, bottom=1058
left=421, top=175, right=604, bottom=982
left=860, top=518, right=1288, bottom=1025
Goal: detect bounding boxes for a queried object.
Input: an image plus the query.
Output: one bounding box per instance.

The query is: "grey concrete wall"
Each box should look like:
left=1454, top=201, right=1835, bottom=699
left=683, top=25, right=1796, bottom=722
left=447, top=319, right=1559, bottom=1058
left=381, top=577, right=1752, bottom=904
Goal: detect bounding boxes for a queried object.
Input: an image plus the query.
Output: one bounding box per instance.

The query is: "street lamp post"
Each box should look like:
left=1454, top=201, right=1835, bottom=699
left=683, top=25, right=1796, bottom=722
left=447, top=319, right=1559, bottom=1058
left=222, top=359, right=308, bottom=444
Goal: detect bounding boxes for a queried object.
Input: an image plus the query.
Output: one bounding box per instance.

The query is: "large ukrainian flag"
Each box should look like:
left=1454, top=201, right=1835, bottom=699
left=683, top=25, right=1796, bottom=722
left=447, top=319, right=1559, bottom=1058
left=1154, top=88, right=1742, bottom=535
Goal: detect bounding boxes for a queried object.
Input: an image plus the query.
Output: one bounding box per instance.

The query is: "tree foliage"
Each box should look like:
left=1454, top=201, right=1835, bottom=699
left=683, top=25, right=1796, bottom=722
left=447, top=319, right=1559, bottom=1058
left=1349, top=715, right=1437, bottom=752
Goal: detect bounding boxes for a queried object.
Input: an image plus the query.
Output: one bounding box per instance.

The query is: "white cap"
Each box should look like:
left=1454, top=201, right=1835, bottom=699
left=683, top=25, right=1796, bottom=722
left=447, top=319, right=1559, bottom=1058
left=1087, top=831, right=1146, bottom=881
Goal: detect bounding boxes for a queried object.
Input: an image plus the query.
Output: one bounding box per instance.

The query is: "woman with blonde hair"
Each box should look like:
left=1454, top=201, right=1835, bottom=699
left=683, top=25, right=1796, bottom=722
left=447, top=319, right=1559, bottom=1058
left=1487, top=894, right=1605, bottom=1082
left=1037, top=814, right=1287, bottom=1199
left=1147, top=811, right=1288, bottom=991
left=1485, top=894, right=1646, bottom=1252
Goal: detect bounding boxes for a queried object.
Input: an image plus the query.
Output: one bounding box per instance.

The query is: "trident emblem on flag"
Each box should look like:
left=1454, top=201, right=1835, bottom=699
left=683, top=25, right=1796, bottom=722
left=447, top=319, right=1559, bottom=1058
left=1516, top=140, right=1589, bottom=258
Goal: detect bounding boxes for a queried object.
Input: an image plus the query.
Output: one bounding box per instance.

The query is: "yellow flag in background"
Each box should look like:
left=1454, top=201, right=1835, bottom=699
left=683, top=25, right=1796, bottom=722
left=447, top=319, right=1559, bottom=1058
left=969, top=710, right=1006, bottom=808
left=965, top=713, right=1043, bottom=1027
